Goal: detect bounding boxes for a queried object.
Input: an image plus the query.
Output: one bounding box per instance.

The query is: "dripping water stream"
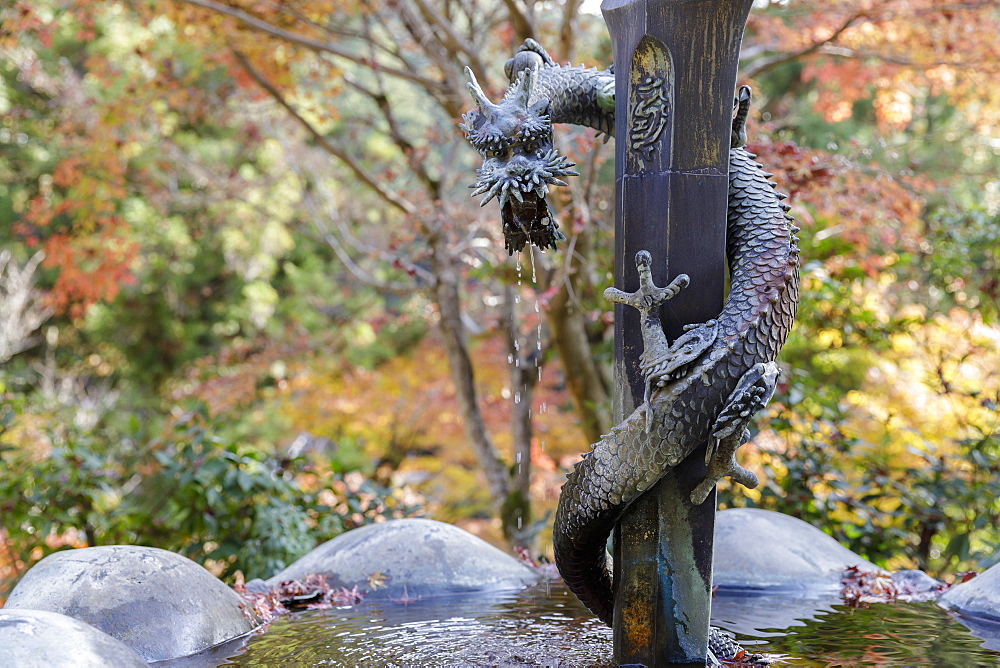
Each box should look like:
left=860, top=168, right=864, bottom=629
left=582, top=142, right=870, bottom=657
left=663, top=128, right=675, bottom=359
left=507, top=248, right=548, bottom=538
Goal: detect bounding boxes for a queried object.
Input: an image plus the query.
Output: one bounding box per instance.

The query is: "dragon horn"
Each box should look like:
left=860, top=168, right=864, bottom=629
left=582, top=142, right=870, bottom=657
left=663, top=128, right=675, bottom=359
left=465, top=66, right=495, bottom=116
left=510, top=66, right=535, bottom=109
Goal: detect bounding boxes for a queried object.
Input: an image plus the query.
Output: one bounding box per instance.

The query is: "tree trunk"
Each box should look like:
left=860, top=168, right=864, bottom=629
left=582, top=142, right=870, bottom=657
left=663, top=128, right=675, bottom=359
left=427, top=228, right=511, bottom=513
left=543, top=230, right=613, bottom=444
left=501, top=283, right=536, bottom=546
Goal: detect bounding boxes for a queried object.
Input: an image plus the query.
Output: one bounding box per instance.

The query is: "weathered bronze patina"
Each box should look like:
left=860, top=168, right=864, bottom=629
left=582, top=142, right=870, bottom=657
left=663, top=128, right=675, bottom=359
left=462, top=3, right=798, bottom=662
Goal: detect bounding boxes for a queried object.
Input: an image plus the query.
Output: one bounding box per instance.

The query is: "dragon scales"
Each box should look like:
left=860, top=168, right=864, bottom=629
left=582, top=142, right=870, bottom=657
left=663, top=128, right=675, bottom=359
left=461, top=40, right=799, bottom=660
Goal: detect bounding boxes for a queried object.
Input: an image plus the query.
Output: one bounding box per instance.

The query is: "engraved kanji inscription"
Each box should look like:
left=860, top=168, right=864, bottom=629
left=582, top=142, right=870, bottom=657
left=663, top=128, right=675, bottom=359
left=629, top=76, right=669, bottom=163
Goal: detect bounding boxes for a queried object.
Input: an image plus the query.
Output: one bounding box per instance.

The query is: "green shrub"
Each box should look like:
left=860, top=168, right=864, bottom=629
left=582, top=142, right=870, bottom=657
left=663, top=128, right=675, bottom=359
left=0, top=400, right=421, bottom=598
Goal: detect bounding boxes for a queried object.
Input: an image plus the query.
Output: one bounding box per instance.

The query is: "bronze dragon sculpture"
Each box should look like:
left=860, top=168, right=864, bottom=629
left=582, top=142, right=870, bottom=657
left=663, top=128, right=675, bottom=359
left=461, top=40, right=799, bottom=663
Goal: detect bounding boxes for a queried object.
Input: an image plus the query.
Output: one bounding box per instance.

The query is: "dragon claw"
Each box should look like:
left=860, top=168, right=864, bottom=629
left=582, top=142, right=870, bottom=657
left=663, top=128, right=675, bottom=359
left=603, top=250, right=689, bottom=316
left=690, top=363, right=778, bottom=504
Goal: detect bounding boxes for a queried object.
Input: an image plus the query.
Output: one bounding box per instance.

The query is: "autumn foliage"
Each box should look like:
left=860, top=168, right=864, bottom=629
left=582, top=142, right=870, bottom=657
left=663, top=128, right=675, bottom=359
left=1, top=0, right=999, bottom=595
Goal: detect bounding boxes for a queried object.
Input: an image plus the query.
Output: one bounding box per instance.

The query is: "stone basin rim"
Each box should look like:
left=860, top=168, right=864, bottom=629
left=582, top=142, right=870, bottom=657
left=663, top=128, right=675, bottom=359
left=713, top=583, right=843, bottom=597
left=943, top=606, right=1000, bottom=628
left=147, top=626, right=264, bottom=666
left=263, top=575, right=545, bottom=600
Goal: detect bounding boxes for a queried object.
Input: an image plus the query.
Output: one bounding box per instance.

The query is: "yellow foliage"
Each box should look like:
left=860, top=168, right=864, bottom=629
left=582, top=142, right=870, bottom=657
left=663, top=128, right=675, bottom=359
left=730, top=308, right=998, bottom=569
left=843, top=311, right=1000, bottom=459
left=259, top=332, right=588, bottom=525
left=815, top=329, right=843, bottom=349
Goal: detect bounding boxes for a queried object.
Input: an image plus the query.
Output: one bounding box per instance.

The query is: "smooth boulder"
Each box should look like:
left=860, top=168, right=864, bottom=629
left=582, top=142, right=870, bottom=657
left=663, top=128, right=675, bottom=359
left=4, top=545, right=262, bottom=662
left=714, top=508, right=879, bottom=592
left=266, top=518, right=539, bottom=598
left=0, top=608, right=148, bottom=667
left=939, top=564, right=1000, bottom=652
left=940, top=563, right=1000, bottom=622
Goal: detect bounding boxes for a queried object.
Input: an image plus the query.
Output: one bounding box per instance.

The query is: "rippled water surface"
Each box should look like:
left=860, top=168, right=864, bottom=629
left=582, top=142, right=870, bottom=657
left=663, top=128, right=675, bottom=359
left=209, top=582, right=1000, bottom=666
left=222, top=584, right=612, bottom=666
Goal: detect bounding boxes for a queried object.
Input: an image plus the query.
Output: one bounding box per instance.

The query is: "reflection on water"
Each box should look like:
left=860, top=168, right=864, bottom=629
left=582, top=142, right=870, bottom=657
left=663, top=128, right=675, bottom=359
left=712, top=591, right=842, bottom=637
left=739, top=601, right=1000, bottom=667
left=211, top=582, right=1000, bottom=667
left=221, top=584, right=613, bottom=667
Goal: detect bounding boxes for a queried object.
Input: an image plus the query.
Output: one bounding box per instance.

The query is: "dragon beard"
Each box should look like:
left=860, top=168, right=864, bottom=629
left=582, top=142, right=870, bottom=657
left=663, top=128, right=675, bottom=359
left=471, top=149, right=575, bottom=255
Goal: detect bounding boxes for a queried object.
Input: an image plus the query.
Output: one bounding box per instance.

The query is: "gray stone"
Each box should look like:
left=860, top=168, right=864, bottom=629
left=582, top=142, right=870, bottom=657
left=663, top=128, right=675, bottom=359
left=0, top=608, right=147, bottom=667
left=939, top=562, right=1000, bottom=624
left=939, top=565, right=1000, bottom=652
left=4, top=545, right=262, bottom=662
left=266, top=518, right=540, bottom=598
left=714, top=508, right=879, bottom=592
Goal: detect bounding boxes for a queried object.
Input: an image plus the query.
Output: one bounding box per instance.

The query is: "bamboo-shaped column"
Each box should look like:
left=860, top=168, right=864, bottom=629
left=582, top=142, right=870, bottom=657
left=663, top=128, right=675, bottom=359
left=601, top=0, right=754, bottom=663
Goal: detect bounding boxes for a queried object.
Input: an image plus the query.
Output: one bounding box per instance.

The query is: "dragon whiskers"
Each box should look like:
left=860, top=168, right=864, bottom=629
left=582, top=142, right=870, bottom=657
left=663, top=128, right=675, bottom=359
left=470, top=150, right=578, bottom=208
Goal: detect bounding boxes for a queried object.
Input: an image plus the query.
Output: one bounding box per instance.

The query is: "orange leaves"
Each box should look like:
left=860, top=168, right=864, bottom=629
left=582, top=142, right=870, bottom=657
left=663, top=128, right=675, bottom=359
left=52, top=157, right=85, bottom=190
left=6, top=2, right=249, bottom=316
left=41, top=224, right=138, bottom=318
left=749, top=1, right=1000, bottom=130
left=0, top=2, right=44, bottom=49
left=749, top=136, right=924, bottom=277
left=748, top=140, right=834, bottom=199
left=20, top=113, right=136, bottom=314
left=802, top=58, right=873, bottom=124
left=158, top=0, right=316, bottom=97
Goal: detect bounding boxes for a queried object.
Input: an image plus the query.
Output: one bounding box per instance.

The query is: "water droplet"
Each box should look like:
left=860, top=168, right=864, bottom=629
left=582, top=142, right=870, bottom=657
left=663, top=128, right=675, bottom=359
left=540, top=402, right=547, bottom=414
left=514, top=391, right=521, bottom=403
left=515, top=293, right=521, bottom=304
left=517, top=516, right=522, bottom=529
left=508, top=354, right=514, bottom=364
left=530, top=251, right=537, bottom=283
left=516, top=452, right=522, bottom=464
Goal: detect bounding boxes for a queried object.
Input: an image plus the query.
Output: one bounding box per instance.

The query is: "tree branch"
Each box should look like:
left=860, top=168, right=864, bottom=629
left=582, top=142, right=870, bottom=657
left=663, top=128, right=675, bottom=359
left=229, top=48, right=415, bottom=216
left=312, top=218, right=423, bottom=295
left=178, top=0, right=448, bottom=93
left=740, top=9, right=869, bottom=80
left=344, top=74, right=442, bottom=201
left=502, top=0, right=535, bottom=42
left=815, top=44, right=994, bottom=69
left=558, top=0, right=583, bottom=62
left=412, top=0, right=487, bottom=76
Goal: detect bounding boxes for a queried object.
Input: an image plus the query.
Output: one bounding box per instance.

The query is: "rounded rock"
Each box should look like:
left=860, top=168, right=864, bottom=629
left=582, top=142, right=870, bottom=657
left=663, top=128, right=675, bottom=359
left=0, top=608, right=147, bottom=667
left=265, top=518, right=539, bottom=598
left=4, top=545, right=262, bottom=662
left=940, top=563, right=1000, bottom=623
left=714, top=508, right=879, bottom=592
left=938, top=563, right=1000, bottom=652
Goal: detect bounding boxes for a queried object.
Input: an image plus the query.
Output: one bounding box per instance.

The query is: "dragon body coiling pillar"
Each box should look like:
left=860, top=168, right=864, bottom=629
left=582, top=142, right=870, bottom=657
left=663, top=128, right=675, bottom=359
left=603, top=0, right=754, bottom=663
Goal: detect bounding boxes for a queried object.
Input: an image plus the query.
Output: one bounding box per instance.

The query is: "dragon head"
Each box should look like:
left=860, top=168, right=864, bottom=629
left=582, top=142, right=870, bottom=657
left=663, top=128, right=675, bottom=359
left=460, top=65, right=579, bottom=255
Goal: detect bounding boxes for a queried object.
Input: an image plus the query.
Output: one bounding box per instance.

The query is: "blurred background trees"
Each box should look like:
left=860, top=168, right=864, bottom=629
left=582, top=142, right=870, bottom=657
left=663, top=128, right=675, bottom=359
left=1, top=0, right=997, bottom=599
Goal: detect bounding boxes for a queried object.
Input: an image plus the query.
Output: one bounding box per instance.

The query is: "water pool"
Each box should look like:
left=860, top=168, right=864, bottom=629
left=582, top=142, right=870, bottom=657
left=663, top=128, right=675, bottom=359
left=168, top=582, right=1000, bottom=666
